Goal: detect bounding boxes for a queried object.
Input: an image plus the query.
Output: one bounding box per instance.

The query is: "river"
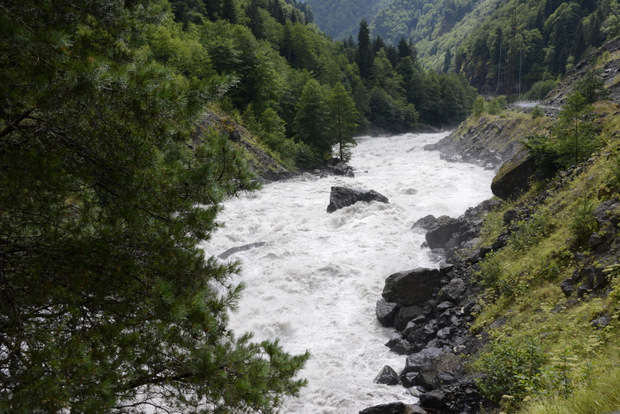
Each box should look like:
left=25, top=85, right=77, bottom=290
left=203, top=132, right=495, bottom=413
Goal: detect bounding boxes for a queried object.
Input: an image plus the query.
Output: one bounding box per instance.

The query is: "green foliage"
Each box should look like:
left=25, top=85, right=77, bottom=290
left=510, top=209, right=554, bottom=252
left=477, top=251, right=504, bottom=290
left=550, top=93, right=601, bottom=167
left=572, top=69, right=609, bottom=104
left=524, top=80, right=559, bottom=100
left=569, top=197, right=599, bottom=248
left=487, top=96, right=507, bottom=115
left=294, top=78, right=332, bottom=160
left=0, top=1, right=309, bottom=411
left=472, top=96, right=485, bottom=118
left=531, top=106, right=545, bottom=119
left=475, top=337, right=547, bottom=403
left=525, top=92, right=602, bottom=175
left=328, top=83, right=359, bottom=161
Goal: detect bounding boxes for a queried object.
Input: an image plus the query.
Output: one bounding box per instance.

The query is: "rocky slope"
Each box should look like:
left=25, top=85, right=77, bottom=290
left=360, top=40, right=620, bottom=414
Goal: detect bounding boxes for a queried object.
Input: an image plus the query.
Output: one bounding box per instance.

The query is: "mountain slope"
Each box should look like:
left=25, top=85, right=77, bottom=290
left=304, top=0, right=392, bottom=40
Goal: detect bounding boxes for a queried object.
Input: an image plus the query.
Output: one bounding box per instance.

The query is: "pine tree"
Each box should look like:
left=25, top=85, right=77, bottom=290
left=328, top=83, right=359, bottom=161
left=221, top=0, right=238, bottom=23
left=245, top=0, right=265, bottom=39
left=0, top=1, right=308, bottom=412
left=294, top=79, right=332, bottom=158
left=356, top=20, right=374, bottom=79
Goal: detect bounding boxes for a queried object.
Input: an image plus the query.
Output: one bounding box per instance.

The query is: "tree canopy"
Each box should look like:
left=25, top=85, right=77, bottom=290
left=0, top=0, right=309, bottom=412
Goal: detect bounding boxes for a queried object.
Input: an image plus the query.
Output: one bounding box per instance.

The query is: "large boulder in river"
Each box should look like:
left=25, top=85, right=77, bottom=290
left=327, top=186, right=389, bottom=213
left=382, top=268, right=442, bottom=306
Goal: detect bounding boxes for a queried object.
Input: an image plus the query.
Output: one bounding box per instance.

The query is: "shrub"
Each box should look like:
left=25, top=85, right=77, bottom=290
left=476, top=251, right=503, bottom=290
left=510, top=209, right=554, bottom=251
left=569, top=197, right=599, bottom=248
left=487, top=95, right=507, bottom=115
left=475, top=337, right=547, bottom=403
left=524, top=80, right=558, bottom=100
left=531, top=106, right=544, bottom=119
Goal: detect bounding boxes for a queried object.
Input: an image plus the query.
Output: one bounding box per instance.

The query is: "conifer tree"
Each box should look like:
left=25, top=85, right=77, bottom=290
left=0, top=1, right=308, bottom=412
left=294, top=79, right=332, bottom=158
left=328, top=83, right=359, bottom=161
left=356, top=20, right=374, bottom=79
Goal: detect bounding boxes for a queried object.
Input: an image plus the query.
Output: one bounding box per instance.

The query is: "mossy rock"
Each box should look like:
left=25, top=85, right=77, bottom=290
left=491, top=146, right=537, bottom=200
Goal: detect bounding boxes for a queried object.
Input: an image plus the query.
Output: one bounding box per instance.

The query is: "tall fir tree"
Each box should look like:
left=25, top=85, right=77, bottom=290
left=328, top=83, right=359, bottom=161
left=294, top=79, right=332, bottom=158
left=356, top=20, right=374, bottom=79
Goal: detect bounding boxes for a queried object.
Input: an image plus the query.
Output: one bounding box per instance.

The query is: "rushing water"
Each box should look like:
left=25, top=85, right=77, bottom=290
left=203, top=132, right=495, bottom=413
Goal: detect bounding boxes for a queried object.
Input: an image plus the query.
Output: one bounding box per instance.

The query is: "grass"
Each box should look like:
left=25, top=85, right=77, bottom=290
left=468, top=101, right=620, bottom=413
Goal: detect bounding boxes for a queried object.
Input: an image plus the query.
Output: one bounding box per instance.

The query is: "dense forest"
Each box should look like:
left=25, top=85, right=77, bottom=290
left=307, top=0, right=620, bottom=96
left=0, top=0, right=478, bottom=411
left=162, top=0, right=479, bottom=168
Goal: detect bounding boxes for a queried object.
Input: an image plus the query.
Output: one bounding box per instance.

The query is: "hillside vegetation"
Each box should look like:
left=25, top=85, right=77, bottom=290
left=458, top=46, right=620, bottom=413
left=305, top=0, right=620, bottom=97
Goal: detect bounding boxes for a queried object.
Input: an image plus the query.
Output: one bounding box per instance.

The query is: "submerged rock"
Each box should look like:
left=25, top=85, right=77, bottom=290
left=326, top=186, right=389, bottom=213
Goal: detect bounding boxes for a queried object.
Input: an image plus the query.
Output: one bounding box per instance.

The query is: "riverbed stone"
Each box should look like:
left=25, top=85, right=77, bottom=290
left=394, top=305, right=425, bottom=331
left=438, top=278, right=466, bottom=302
left=326, top=186, right=389, bottom=213
left=359, top=402, right=426, bottom=414
left=382, top=268, right=442, bottom=306
left=385, top=336, right=413, bottom=355
left=374, top=365, right=401, bottom=386
left=376, top=299, right=399, bottom=327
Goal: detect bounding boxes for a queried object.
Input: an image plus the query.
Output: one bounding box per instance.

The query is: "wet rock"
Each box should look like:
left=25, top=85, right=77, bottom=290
left=326, top=186, right=389, bottom=213
left=394, top=305, right=425, bottom=331
left=560, top=278, right=575, bottom=297
left=376, top=299, right=400, bottom=327
left=413, top=214, right=437, bottom=230
left=491, top=146, right=537, bottom=200
left=386, top=336, right=413, bottom=355
left=330, top=161, right=355, bottom=177
left=374, top=365, right=401, bottom=386
left=437, top=327, right=451, bottom=340
left=425, top=216, right=467, bottom=249
left=438, top=278, right=466, bottom=302
left=359, top=402, right=418, bottom=414
left=382, top=268, right=442, bottom=306
left=419, top=390, right=446, bottom=409
left=218, top=242, right=266, bottom=260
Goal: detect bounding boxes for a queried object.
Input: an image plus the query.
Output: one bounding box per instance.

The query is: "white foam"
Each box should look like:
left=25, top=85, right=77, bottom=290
left=202, top=132, right=494, bottom=413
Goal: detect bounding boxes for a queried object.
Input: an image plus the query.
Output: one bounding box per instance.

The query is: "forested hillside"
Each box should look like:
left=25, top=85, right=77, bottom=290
left=163, top=0, right=480, bottom=167
left=307, top=0, right=620, bottom=98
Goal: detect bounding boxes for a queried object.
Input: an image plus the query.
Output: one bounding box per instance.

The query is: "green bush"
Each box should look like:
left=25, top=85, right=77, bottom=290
left=487, top=95, right=507, bottom=115
left=524, top=80, right=558, bottom=100
left=510, top=209, right=554, bottom=251
left=476, top=337, right=547, bottom=403
left=531, top=106, right=544, bottom=119
left=476, top=251, right=503, bottom=290
left=569, top=197, right=599, bottom=248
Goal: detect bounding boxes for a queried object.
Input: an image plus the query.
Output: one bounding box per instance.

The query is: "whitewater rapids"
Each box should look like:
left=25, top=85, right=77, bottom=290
left=203, top=132, right=495, bottom=413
